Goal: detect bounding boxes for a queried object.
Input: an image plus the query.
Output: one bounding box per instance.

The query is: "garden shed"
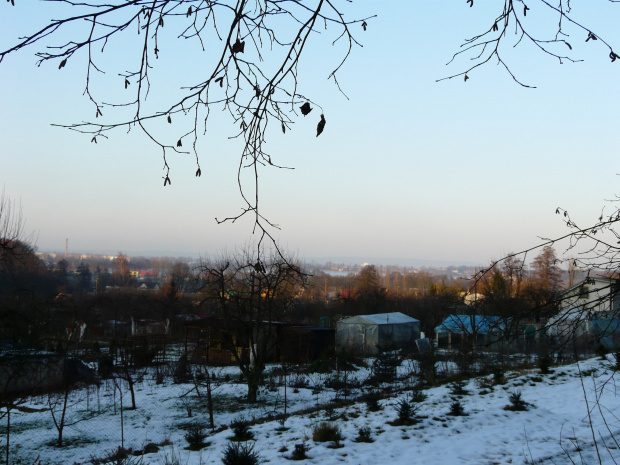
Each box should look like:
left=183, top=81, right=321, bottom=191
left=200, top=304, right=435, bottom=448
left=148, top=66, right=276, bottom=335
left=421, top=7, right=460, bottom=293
left=434, top=314, right=505, bottom=348
left=336, top=312, right=420, bottom=355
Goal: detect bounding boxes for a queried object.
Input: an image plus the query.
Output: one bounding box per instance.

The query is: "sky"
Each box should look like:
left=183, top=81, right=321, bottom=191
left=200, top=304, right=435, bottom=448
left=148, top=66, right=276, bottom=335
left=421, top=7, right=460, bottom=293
left=1, top=1, right=619, bottom=266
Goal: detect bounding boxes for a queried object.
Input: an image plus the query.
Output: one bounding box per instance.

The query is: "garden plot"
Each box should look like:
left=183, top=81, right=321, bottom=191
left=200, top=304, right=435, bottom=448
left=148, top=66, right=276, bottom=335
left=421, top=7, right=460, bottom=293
left=1, top=355, right=619, bottom=465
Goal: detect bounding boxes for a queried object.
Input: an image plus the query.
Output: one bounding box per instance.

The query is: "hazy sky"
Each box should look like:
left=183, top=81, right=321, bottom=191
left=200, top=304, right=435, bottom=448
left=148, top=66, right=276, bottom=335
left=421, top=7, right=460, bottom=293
left=1, top=1, right=619, bottom=266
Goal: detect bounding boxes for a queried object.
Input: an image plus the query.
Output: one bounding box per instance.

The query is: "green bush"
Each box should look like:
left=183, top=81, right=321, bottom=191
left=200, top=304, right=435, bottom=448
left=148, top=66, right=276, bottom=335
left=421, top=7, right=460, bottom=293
left=450, top=380, right=469, bottom=396
left=312, top=422, right=343, bottom=443
left=173, top=353, right=192, bottom=384
left=410, top=388, right=427, bottom=403
left=222, top=442, right=261, bottom=465
left=184, top=422, right=209, bottom=450
left=364, top=392, right=382, bottom=412
left=388, top=398, right=418, bottom=426
left=505, top=391, right=529, bottom=411
left=492, top=367, right=506, bottom=385
left=397, top=399, right=414, bottom=422
left=230, top=417, right=254, bottom=441
left=355, top=426, right=373, bottom=443
left=290, top=443, right=308, bottom=460
left=448, top=400, right=466, bottom=416
left=538, top=355, right=553, bottom=374
left=372, top=346, right=402, bottom=383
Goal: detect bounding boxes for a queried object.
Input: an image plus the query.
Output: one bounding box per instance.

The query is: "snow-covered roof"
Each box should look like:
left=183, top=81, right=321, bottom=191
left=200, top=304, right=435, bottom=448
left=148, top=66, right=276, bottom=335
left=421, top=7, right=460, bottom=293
left=340, top=312, right=419, bottom=325
left=560, top=277, right=620, bottom=297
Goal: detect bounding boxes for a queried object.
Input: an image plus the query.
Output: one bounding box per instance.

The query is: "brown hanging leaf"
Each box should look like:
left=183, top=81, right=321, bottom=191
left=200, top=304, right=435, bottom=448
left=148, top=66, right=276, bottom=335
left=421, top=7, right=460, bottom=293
left=177, top=139, right=182, bottom=147
left=464, top=74, right=469, bottom=82
left=362, top=21, right=367, bottom=31
left=124, top=78, right=130, bottom=89
left=281, top=122, right=286, bottom=134
left=523, top=5, right=529, bottom=16
left=58, top=58, right=67, bottom=69
left=196, top=167, right=201, bottom=177
left=231, top=38, right=245, bottom=54
left=163, top=175, right=171, bottom=186
left=300, top=102, right=312, bottom=116
left=91, top=136, right=97, bottom=144
left=96, top=107, right=102, bottom=118
left=254, top=261, right=265, bottom=273
left=158, top=16, right=164, bottom=27
left=467, top=0, right=473, bottom=7
left=186, top=6, right=193, bottom=17
left=586, top=32, right=597, bottom=42
left=492, top=22, right=498, bottom=32
left=316, top=114, right=326, bottom=137
left=610, top=51, right=619, bottom=62
left=215, top=77, right=224, bottom=87
left=566, top=42, right=572, bottom=50
left=167, top=115, right=171, bottom=124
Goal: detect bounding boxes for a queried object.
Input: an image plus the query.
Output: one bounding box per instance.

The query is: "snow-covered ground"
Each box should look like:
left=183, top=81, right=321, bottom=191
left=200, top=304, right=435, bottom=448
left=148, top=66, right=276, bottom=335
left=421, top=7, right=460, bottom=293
left=3, top=355, right=620, bottom=465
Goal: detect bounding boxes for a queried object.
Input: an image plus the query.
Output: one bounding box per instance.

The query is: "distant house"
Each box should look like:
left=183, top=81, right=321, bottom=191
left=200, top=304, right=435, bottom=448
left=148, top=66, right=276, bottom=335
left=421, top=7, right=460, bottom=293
left=434, top=314, right=505, bottom=348
left=336, top=312, right=420, bottom=355
left=548, top=277, right=620, bottom=348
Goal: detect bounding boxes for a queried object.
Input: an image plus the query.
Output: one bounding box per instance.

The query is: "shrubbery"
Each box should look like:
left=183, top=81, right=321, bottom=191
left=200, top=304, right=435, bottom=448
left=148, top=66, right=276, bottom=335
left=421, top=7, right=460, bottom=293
left=222, top=442, right=261, bottom=465
left=388, top=398, right=418, bottom=426
left=312, top=422, right=343, bottom=444
left=505, top=391, right=530, bottom=411
left=230, top=417, right=254, bottom=441
left=355, top=426, right=373, bottom=443
left=290, top=443, right=308, bottom=460
left=448, top=400, right=466, bottom=416
left=184, top=422, right=209, bottom=450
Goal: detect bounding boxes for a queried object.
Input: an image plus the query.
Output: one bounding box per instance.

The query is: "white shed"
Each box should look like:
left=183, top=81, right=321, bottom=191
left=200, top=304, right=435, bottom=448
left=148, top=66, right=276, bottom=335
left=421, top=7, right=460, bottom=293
left=336, top=312, right=420, bottom=355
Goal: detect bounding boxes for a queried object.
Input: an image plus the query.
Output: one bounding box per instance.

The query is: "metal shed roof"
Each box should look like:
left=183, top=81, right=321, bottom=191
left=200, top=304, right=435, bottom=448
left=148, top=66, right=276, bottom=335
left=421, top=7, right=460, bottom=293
left=340, top=312, right=419, bottom=325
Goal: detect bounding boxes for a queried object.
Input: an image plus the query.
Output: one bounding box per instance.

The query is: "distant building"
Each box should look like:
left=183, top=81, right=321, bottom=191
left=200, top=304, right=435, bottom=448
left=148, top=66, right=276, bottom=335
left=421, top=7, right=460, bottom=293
left=336, top=312, right=420, bottom=355
left=434, top=314, right=505, bottom=348
left=548, top=277, right=620, bottom=348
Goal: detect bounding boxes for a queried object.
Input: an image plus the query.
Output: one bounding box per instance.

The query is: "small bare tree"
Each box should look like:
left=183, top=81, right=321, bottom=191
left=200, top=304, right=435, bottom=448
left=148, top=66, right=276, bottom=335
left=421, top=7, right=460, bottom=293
left=199, top=247, right=306, bottom=403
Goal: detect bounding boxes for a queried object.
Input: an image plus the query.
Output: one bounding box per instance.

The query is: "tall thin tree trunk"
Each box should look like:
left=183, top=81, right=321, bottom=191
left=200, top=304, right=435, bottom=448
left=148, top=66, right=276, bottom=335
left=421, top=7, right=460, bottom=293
left=206, top=372, right=214, bottom=430
left=57, top=388, right=69, bottom=447
left=119, top=381, right=124, bottom=449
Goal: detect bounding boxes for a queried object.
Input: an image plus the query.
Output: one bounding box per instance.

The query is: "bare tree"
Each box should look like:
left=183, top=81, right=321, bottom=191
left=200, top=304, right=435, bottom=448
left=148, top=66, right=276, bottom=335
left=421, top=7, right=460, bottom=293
left=198, top=247, right=306, bottom=403
left=0, top=2, right=373, bottom=254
